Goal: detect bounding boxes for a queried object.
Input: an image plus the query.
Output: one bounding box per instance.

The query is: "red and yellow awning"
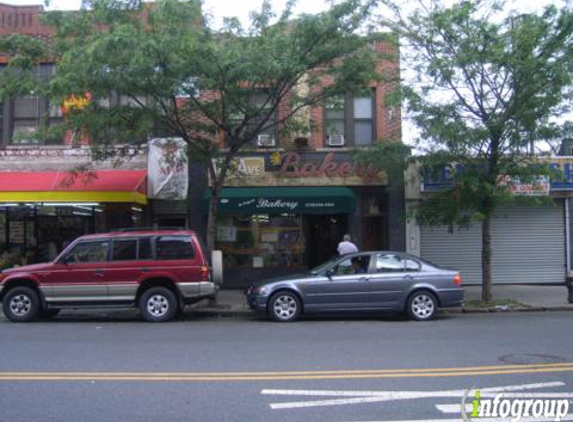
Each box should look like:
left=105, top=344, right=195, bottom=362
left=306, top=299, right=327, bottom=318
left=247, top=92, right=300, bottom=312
left=0, top=170, right=148, bottom=205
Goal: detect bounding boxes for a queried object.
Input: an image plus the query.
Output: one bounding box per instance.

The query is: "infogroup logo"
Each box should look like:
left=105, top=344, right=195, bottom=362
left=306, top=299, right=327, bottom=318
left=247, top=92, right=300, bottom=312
left=462, top=388, right=571, bottom=422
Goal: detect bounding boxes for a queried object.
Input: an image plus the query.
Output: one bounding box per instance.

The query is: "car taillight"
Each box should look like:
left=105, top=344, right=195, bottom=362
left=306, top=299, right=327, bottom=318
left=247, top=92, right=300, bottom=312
left=201, top=266, right=210, bottom=281
left=453, top=273, right=462, bottom=285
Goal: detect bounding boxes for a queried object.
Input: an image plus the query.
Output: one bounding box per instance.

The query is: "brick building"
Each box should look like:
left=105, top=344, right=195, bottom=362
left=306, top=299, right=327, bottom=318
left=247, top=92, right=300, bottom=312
left=0, top=2, right=404, bottom=284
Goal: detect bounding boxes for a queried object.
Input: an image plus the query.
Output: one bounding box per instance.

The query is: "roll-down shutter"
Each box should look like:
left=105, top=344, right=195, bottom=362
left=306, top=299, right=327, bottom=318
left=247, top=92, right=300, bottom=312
left=420, top=201, right=565, bottom=284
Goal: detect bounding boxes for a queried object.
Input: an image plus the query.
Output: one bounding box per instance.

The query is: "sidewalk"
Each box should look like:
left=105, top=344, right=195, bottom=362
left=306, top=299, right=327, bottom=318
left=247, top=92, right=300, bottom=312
left=191, top=285, right=573, bottom=317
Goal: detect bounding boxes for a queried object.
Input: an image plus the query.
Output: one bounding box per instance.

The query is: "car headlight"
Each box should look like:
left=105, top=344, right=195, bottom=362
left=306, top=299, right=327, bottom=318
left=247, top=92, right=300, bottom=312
left=255, top=286, right=269, bottom=295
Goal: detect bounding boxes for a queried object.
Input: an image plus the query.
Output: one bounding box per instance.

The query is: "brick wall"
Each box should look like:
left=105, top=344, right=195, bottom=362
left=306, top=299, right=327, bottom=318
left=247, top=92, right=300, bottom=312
left=0, top=3, right=53, bottom=64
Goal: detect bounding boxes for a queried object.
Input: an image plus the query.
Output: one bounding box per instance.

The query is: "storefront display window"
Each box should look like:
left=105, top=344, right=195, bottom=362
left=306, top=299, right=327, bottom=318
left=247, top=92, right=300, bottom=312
left=0, top=210, right=6, bottom=254
left=216, top=214, right=305, bottom=269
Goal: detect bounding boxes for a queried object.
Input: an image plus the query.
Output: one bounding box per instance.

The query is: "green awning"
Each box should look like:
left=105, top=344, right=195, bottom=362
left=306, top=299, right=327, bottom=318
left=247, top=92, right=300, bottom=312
left=203, top=187, right=356, bottom=215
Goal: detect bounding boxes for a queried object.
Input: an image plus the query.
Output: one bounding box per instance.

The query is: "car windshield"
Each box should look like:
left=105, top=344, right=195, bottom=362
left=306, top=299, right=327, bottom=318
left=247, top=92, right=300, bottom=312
left=308, top=255, right=343, bottom=275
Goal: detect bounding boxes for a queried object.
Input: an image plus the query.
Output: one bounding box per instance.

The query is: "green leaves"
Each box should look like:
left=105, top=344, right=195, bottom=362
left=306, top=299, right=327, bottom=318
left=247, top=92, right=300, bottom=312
left=380, top=0, right=573, bottom=224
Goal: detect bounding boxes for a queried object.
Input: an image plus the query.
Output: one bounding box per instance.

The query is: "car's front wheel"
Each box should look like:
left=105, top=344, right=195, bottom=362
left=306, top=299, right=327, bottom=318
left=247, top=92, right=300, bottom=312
left=139, top=287, right=178, bottom=322
left=3, top=286, right=40, bottom=322
left=268, top=290, right=301, bottom=322
left=406, top=291, right=438, bottom=321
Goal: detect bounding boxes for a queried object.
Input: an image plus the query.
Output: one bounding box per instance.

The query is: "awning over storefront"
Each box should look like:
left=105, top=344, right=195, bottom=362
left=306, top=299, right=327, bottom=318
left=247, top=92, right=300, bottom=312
left=0, top=170, right=148, bottom=205
left=204, top=187, right=357, bottom=215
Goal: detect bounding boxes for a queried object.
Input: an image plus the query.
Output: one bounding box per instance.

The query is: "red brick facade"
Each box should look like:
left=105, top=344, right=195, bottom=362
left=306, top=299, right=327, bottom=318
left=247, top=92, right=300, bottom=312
left=0, top=2, right=401, bottom=150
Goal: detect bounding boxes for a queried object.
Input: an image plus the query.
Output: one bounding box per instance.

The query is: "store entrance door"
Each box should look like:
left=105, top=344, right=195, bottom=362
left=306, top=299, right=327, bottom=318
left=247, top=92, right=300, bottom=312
left=362, top=216, right=386, bottom=251
left=307, top=214, right=348, bottom=268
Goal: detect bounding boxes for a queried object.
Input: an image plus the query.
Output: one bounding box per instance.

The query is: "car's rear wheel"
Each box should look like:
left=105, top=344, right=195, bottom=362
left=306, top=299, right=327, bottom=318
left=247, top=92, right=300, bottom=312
left=268, top=290, right=301, bottom=322
left=407, top=291, right=438, bottom=321
left=139, top=287, right=178, bottom=322
left=3, top=286, right=40, bottom=322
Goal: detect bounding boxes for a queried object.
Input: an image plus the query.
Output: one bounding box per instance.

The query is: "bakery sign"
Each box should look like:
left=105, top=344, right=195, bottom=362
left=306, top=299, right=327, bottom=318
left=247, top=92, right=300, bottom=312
left=222, top=152, right=386, bottom=187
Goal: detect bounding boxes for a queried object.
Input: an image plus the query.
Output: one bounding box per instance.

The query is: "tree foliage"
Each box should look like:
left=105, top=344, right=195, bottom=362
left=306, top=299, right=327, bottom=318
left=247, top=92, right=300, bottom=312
left=37, top=0, right=383, bottom=250
left=378, top=0, right=573, bottom=300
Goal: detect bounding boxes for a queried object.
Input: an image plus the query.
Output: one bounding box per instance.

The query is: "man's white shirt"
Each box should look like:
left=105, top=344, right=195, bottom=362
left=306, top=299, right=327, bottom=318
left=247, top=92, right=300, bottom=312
left=337, top=241, right=358, bottom=255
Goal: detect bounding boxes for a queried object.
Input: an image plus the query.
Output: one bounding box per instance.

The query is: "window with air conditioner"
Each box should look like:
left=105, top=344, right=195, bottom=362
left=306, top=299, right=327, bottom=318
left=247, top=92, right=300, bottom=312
left=257, top=133, right=276, bottom=148
left=324, top=90, right=375, bottom=147
left=326, top=134, right=345, bottom=147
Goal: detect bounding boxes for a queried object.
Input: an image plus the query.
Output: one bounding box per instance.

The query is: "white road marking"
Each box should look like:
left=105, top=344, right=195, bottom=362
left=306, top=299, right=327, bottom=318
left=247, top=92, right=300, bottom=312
left=263, top=382, right=566, bottom=410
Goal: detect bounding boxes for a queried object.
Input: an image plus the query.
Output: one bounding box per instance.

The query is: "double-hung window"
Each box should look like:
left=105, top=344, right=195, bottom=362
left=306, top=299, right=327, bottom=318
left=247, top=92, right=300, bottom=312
left=324, top=90, right=375, bottom=147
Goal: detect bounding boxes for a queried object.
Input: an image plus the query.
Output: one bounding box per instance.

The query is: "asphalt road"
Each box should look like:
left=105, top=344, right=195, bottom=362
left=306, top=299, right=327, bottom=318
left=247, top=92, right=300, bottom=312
left=0, top=311, right=572, bottom=422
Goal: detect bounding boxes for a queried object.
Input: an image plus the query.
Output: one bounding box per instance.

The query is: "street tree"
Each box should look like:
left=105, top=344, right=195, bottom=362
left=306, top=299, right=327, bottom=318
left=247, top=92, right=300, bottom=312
left=40, top=0, right=382, bottom=251
left=377, top=0, right=573, bottom=301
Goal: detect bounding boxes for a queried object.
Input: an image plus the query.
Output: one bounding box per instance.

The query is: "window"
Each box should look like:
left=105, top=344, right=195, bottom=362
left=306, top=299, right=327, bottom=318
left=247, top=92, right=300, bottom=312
left=112, top=239, right=137, bottom=261
left=0, top=99, right=3, bottom=144
left=324, top=90, right=375, bottom=146
left=353, top=96, right=374, bottom=145
left=8, top=64, right=63, bottom=145
left=333, top=256, right=370, bottom=275
left=156, top=236, right=195, bottom=260
left=374, top=253, right=404, bottom=273
left=229, top=91, right=277, bottom=149
left=138, top=237, right=153, bottom=260
left=405, top=258, right=421, bottom=272
left=325, top=96, right=345, bottom=141
left=64, top=241, right=109, bottom=263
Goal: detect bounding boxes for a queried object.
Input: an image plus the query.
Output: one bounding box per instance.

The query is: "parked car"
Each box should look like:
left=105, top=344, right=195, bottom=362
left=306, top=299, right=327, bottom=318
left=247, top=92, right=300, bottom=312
left=246, top=251, right=463, bottom=322
left=0, top=229, right=218, bottom=322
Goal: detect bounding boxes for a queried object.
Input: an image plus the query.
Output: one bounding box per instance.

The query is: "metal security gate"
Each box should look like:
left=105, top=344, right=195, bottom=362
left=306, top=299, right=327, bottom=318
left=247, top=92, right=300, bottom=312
left=420, top=201, right=566, bottom=284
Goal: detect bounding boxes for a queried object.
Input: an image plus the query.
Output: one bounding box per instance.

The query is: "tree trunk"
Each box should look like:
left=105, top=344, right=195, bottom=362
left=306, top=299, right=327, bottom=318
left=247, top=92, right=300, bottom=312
left=206, top=186, right=220, bottom=254
left=481, top=215, right=493, bottom=302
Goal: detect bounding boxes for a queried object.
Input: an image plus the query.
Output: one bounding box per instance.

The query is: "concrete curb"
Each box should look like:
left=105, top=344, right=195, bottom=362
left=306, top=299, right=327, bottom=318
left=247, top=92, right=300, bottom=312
left=1, top=303, right=571, bottom=322
left=189, top=304, right=573, bottom=318
left=439, top=305, right=573, bottom=314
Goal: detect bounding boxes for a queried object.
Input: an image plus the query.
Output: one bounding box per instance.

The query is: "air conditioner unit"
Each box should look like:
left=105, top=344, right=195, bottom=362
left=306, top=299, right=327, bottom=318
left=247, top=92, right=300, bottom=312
left=327, top=134, right=345, bottom=147
left=257, top=134, right=276, bottom=148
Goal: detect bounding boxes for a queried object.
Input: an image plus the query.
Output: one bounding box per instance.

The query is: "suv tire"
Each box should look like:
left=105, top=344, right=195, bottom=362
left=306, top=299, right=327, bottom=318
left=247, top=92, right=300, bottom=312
left=3, top=286, right=40, bottom=322
left=139, top=287, right=178, bottom=322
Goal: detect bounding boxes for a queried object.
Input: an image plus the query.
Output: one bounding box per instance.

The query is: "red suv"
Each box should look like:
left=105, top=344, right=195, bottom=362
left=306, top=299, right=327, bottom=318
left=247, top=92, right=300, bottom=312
left=0, top=229, right=218, bottom=322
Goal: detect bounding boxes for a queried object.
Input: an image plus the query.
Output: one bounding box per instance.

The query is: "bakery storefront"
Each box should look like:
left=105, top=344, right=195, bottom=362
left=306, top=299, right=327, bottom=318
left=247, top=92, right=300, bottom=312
left=0, top=170, right=147, bottom=265
left=208, top=152, right=405, bottom=285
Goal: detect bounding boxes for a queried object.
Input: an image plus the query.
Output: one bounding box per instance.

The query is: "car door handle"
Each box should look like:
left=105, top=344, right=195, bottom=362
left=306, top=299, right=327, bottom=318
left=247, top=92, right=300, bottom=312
left=403, top=275, right=414, bottom=280
left=95, top=269, right=105, bottom=277
left=141, top=267, right=150, bottom=272
left=359, top=277, right=370, bottom=282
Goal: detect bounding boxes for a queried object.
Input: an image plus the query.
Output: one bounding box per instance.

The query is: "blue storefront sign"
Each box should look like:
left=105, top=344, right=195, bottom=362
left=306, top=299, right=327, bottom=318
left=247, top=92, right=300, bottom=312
left=421, top=158, right=573, bottom=192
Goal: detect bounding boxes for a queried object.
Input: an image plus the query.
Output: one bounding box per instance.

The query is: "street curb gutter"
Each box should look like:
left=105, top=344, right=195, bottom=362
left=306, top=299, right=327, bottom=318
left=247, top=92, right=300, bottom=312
left=1, top=305, right=572, bottom=322
left=189, top=304, right=573, bottom=318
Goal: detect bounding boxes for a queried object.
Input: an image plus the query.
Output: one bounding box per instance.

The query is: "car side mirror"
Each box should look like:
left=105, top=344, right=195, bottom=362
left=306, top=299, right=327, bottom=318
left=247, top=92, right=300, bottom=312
left=325, top=269, right=334, bottom=279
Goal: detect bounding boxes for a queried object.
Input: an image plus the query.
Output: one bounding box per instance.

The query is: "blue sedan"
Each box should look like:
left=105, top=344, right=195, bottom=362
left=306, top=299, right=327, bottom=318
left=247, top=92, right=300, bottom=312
left=246, top=251, right=464, bottom=322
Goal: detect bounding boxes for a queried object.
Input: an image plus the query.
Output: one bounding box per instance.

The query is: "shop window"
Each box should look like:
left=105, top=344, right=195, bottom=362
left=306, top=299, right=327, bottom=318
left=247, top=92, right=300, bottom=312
left=112, top=239, right=137, bottom=261
left=215, top=214, right=305, bottom=269
left=156, top=236, right=195, bottom=260
left=374, top=253, right=404, bottom=273
left=324, top=90, right=375, bottom=147
left=64, top=241, right=110, bottom=263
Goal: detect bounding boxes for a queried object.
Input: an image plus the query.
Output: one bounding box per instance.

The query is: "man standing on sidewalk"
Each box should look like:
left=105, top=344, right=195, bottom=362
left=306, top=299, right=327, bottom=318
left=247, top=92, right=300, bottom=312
left=337, top=234, right=358, bottom=255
